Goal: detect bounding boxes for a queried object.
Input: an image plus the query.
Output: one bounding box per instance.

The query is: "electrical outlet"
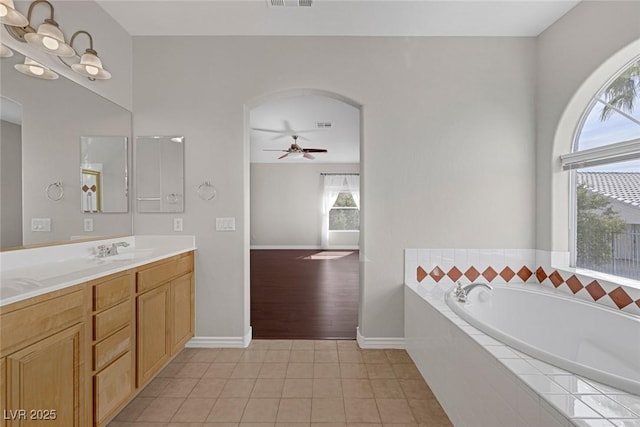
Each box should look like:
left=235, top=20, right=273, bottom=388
left=84, top=218, right=94, bottom=232
left=31, top=218, right=51, bottom=232
left=173, top=217, right=183, bottom=232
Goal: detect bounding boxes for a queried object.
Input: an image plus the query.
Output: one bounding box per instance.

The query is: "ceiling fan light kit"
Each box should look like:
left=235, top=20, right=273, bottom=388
left=264, top=135, right=328, bottom=160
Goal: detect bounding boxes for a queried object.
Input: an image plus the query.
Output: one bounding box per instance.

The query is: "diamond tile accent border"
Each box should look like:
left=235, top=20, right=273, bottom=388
left=585, top=281, right=606, bottom=301
left=564, top=275, right=583, bottom=294
left=405, top=248, right=640, bottom=314
left=607, top=286, right=633, bottom=309
left=416, top=264, right=535, bottom=285
left=535, top=266, right=640, bottom=314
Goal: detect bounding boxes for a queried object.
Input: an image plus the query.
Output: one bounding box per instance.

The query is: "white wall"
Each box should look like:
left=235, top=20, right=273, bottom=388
left=250, top=163, right=359, bottom=248
left=132, top=36, right=537, bottom=340
left=536, top=1, right=640, bottom=252
left=1, top=120, right=22, bottom=248
left=4, top=1, right=133, bottom=110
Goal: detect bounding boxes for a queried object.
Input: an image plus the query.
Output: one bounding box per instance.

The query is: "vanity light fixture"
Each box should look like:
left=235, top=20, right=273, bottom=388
left=0, top=0, right=28, bottom=27
left=2, top=0, right=113, bottom=81
left=15, top=56, right=58, bottom=79
left=22, top=0, right=74, bottom=57
left=0, top=43, right=13, bottom=57
left=68, top=30, right=111, bottom=80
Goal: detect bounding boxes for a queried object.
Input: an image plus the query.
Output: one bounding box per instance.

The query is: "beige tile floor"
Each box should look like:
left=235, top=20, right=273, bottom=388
left=108, top=340, right=453, bottom=427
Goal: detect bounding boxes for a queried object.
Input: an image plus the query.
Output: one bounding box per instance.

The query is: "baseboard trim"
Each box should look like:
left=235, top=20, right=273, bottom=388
left=250, top=245, right=359, bottom=250
left=356, top=326, right=406, bottom=349
left=187, top=327, right=253, bottom=348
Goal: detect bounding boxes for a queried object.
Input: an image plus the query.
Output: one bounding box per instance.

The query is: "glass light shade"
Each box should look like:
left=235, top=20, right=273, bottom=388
left=15, top=57, right=58, bottom=79
left=0, top=0, right=28, bottom=27
left=0, top=44, right=13, bottom=58
left=71, top=50, right=111, bottom=79
left=288, top=151, right=304, bottom=159
left=24, top=20, right=75, bottom=57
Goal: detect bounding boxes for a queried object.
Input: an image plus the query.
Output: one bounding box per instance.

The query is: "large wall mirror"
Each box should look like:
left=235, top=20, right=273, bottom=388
left=0, top=52, right=132, bottom=249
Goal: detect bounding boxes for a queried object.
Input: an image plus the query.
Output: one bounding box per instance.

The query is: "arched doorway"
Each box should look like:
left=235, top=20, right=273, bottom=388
left=244, top=89, right=363, bottom=339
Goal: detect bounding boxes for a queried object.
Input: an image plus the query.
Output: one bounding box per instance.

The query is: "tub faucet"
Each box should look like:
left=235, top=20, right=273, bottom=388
left=454, top=281, right=492, bottom=303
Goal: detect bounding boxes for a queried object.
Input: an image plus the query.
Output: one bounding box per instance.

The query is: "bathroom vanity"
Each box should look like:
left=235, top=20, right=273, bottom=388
left=0, top=236, right=195, bottom=427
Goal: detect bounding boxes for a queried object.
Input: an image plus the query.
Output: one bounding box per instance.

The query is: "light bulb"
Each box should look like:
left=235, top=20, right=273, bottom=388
left=42, top=36, right=59, bottom=51
left=85, top=65, right=99, bottom=76
left=29, top=65, right=44, bottom=76
left=0, top=4, right=8, bottom=17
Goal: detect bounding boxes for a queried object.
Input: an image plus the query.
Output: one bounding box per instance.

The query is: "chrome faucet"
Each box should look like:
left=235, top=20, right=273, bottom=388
left=453, top=281, right=492, bottom=303
left=96, top=241, right=130, bottom=257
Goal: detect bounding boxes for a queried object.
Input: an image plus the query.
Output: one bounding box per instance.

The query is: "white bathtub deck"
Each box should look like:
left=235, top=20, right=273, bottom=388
left=405, top=282, right=640, bottom=427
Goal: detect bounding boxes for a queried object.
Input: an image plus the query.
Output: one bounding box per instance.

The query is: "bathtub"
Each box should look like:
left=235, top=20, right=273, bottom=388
left=445, top=283, right=640, bottom=396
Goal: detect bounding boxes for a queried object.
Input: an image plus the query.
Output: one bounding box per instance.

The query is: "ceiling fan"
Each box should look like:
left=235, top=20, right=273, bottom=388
left=251, top=120, right=320, bottom=141
left=264, top=135, right=328, bottom=160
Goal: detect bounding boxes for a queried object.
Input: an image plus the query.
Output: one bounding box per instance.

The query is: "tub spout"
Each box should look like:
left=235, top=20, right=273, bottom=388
left=456, top=282, right=492, bottom=303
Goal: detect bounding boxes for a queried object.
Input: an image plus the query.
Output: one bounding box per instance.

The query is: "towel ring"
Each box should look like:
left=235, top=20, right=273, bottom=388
left=165, top=193, right=182, bottom=204
left=196, top=181, right=217, bottom=201
left=46, top=181, right=64, bottom=201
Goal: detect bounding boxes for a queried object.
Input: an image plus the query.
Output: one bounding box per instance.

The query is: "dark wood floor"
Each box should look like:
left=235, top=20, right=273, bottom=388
left=250, top=249, right=359, bottom=340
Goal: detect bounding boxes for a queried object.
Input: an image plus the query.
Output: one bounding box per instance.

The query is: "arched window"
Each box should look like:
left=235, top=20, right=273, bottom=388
left=561, top=58, right=640, bottom=280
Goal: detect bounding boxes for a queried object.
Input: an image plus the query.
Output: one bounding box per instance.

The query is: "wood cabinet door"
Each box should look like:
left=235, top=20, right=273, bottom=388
left=94, top=352, right=132, bottom=426
left=171, top=273, right=194, bottom=354
left=1, top=357, right=5, bottom=427
left=137, top=283, right=170, bottom=387
left=5, top=323, right=84, bottom=427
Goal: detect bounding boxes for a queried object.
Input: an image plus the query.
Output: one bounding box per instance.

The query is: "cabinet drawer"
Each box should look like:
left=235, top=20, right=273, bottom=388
left=0, top=289, right=85, bottom=356
left=93, top=273, right=132, bottom=311
left=94, top=325, right=131, bottom=372
left=94, top=351, right=133, bottom=425
left=93, top=300, right=130, bottom=341
left=137, top=252, right=193, bottom=293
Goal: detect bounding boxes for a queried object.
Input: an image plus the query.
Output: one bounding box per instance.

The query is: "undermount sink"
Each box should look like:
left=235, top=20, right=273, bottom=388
left=100, top=249, right=155, bottom=262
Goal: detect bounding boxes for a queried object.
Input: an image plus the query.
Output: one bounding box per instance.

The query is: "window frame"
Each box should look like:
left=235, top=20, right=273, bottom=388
left=328, top=191, right=360, bottom=232
left=562, top=56, right=640, bottom=273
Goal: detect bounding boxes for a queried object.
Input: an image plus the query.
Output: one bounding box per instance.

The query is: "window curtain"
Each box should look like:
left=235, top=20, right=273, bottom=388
left=321, top=175, right=347, bottom=248
left=345, top=175, right=360, bottom=209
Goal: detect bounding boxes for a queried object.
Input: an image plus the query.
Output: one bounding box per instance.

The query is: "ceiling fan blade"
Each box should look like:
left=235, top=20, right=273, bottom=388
left=302, top=148, right=328, bottom=153
left=303, top=153, right=315, bottom=160
left=251, top=127, right=286, bottom=134
left=278, top=153, right=289, bottom=159
left=263, top=149, right=288, bottom=151
left=282, top=120, right=294, bottom=134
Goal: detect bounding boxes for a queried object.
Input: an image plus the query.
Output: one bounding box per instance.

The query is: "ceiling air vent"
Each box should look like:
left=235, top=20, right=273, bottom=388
left=316, top=121, right=332, bottom=129
left=268, top=0, right=312, bottom=7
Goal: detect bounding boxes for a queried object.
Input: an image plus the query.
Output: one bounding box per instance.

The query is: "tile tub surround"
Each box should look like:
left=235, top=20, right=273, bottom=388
left=405, top=282, right=640, bottom=427
left=106, top=339, right=453, bottom=426
left=0, top=235, right=196, bottom=306
left=404, top=248, right=640, bottom=316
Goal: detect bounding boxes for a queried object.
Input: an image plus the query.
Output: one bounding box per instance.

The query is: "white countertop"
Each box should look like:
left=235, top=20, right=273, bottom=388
left=0, top=235, right=196, bottom=307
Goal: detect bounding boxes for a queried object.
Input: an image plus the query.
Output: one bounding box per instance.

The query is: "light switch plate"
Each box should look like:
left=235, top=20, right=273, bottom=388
left=215, top=217, right=236, bottom=231
left=173, top=218, right=183, bottom=232
left=31, top=218, right=51, bottom=232
left=84, top=218, right=94, bottom=232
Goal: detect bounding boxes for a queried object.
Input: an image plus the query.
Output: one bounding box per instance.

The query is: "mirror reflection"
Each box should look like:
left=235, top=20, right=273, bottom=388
left=1, top=97, right=23, bottom=248
left=136, top=136, right=185, bottom=213
left=80, top=136, right=128, bottom=213
left=0, top=51, right=132, bottom=249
